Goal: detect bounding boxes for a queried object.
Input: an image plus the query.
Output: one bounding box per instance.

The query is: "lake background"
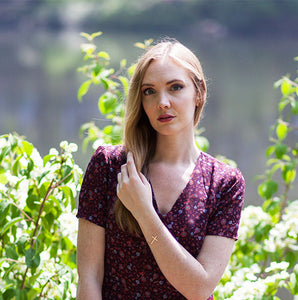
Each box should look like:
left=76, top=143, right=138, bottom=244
left=1, top=0, right=298, bottom=205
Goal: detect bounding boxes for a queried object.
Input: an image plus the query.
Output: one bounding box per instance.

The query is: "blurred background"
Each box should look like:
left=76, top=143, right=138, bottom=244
left=1, top=0, right=298, bottom=205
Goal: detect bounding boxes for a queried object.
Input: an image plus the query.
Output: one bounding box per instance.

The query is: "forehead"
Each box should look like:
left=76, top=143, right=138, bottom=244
left=142, top=57, right=191, bottom=83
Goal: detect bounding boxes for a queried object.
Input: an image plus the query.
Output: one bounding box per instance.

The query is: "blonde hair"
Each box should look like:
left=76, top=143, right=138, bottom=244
left=114, top=40, right=207, bottom=235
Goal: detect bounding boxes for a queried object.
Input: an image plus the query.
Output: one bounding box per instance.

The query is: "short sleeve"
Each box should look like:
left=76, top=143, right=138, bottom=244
left=206, top=168, right=245, bottom=240
left=76, top=146, right=109, bottom=227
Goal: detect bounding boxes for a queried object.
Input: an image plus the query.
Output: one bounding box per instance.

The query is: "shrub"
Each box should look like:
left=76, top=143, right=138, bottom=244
left=0, top=135, right=82, bottom=299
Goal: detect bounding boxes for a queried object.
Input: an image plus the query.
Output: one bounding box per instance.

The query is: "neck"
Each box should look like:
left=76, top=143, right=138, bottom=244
left=153, top=134, right=200, bottom=165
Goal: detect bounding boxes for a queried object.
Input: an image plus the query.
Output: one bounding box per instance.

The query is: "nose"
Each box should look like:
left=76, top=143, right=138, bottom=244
left=158, top=92, right=171, bottom=109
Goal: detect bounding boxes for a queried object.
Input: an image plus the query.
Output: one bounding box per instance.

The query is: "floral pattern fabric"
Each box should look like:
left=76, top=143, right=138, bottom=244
left=77, top=145, right=245, bottom=299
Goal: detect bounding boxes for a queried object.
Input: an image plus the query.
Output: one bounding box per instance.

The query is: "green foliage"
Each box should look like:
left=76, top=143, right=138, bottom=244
left=1, top=31, right=297, bottom=299
left=214, top=61, right=298, bottom=299
left=0, top=134, right=82, bottom=299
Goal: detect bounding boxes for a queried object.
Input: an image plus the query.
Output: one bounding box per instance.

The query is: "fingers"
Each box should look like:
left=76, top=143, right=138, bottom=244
left=139, top=172, right=149, bottom=185
left=126, top=151, right=138, bottom=176
left=117, top=152, right=139, bottom=196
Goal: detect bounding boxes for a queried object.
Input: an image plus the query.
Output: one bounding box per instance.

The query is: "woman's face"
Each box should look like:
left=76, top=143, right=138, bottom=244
left=141, top=57, right=198, bottom=139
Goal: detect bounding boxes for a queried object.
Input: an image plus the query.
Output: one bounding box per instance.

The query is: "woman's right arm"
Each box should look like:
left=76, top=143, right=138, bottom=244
left=76, top=218, right=105, bottom=300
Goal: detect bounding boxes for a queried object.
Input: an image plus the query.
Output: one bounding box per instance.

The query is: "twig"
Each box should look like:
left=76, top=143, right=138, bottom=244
left=10, top=202, right=34, bottom=222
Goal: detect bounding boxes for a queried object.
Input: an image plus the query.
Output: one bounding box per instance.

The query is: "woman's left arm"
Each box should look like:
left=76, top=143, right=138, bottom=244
left=138, top=209, right=234, bottom=300
left=117, top=152, right=235, bottom=300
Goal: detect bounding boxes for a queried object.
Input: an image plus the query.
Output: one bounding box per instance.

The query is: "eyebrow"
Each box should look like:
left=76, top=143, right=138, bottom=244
left=141, top=79, right=184, bottom=87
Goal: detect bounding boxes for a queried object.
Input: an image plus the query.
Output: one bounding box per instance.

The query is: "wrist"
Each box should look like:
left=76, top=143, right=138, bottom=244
left=133, top=205, right=157, bottom=225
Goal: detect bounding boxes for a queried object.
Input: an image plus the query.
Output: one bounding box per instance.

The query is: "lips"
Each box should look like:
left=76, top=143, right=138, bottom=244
left=157, top=114, right=175, bottom=122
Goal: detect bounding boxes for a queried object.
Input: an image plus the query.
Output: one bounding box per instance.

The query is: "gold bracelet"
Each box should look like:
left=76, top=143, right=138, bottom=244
left=150, top=235, right=158, bottom=245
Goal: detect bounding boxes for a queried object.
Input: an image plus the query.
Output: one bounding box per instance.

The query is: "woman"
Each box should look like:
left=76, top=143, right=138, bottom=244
left=76, top=40, right=245, bottom=299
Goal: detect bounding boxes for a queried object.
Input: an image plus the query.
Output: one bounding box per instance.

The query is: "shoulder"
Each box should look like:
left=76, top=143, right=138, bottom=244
left=91, top=144, right=126, bottom=166
left=199, top=151, right=245, bottom=189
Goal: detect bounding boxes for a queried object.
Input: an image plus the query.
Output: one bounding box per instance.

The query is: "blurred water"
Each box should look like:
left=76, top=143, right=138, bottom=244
left=1, top=28, right=298, bottom=205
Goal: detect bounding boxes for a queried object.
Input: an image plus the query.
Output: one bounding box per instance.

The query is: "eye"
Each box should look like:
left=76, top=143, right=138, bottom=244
left=143, top=88, right=155, bottom=96
left=171, top=84, right=183, bottom=91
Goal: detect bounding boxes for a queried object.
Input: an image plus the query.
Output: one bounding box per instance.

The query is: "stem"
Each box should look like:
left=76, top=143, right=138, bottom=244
left=21, top=179, right=55, bottom=290
left=10, top=202, right=34, bottom=222
left=279, top=183, right=290, bottom=222
left=30, top=179, right=55, bottom=247
left=278, top=119, right=298, bottom=131
left=20, top=171, right=72, bottom=290
left=38, top=274, right=57, bottom=300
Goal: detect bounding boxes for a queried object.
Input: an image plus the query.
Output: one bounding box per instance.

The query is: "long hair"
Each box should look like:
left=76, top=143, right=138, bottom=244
left=114, top=40, right=207, bottom=235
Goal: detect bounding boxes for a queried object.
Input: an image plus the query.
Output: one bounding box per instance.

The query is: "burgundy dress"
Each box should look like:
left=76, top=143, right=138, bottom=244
left=77, top=145, right=245, bottom=299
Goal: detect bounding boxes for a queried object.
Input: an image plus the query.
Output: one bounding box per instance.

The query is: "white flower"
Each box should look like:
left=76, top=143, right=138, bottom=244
left=49, top=148, right=59, bottom=156
left=59, top=212, right=78, bottom=245
left=265, top=261, right=289, bottom=273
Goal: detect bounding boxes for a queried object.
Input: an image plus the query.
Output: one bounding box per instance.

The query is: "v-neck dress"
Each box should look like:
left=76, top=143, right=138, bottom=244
left=77, top=145, right=245, bottom=299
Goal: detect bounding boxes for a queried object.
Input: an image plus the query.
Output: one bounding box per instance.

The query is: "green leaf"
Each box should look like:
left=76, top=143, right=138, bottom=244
left=285, top=251, right=298, bottom=268
left=97, top=51, right=110, bottom=60
left=98, top=93, right=118, bottom=115
left=91, top=31, right=102, bottom=39
left=0, top=217, right=23, bottom=236
left=5, top=244, right=18, bottom=260
left=62, top=165, right=72, bottom=181
left=3, top=289, right=15, bottom=300
left=80, top=32, right=91, bottom=40
left=100, top=78, right=109, bottom=90
left=22, top=141, right=33, bottom=157
left=103, top=125, right=113, bottom=135
left=77, top=80, right=92, bottom=102
left=0, top=200, right=10, bottom=224
left=195, top=136, right=210, bottom=152
left=43, top=154, right=56, bottom=166
left=291, top=100, right=298, bottom=114
left=118, top=76, right=129, bottom=96
left=111, top=125, right=122, bottom=144
left=0, top=145, right=11, bottom=162
left=282, top=163, right=296, bottom=183
left=278, top=99, right=289, bottom=113
left=92, top=64, right=102, bottom=77
left=134, top=42, right=146, bottom=49
left=258, top=180, right=278, bottom=199
left=26, top=194, right=40, bottom=210
left=281, top=79, right=292, bottom=96
left=0, top=170, right=8, bottom=184
left=25, top=248, right=40, bottom=269
left=120, top=59, right=127, bottom=68
left=274, top=143, right=288, bottom=159
left=17, top=235, right=28, bottom=255
left=276, top=122, right=288, bottom=140
left=128, top=63, right=136, bottom=77
left=50, top=241, right=59, bottom=258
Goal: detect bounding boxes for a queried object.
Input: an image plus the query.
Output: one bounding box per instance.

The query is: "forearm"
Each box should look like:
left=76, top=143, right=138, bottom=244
left=136, top=210, right=212, bottom=300
left=77, top=276, right=102, bottom=300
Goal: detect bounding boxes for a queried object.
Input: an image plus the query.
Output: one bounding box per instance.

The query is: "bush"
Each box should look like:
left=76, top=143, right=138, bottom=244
left=0, top=31, right=297, bottom=299
left=214, top=60, right=298, bottom=299
left=0, top=135, right=82, bottom=299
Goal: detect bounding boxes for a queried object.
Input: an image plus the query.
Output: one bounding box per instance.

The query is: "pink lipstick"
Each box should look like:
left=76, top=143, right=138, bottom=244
left=158, top=114, right=175, bottom=122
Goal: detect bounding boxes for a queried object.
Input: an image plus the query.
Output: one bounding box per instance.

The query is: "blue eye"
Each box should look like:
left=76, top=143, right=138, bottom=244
left=143, top=88, right=154, bottom=96
left=171, top=84, right=183, bottom=91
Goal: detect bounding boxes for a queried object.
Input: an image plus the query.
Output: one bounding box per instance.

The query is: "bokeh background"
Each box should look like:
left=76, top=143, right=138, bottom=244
left=1, top=0, right=298, bottom=205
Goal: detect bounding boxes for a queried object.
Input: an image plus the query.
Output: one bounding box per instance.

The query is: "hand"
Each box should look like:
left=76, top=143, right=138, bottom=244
left=116, top=152, right=153, bottom=220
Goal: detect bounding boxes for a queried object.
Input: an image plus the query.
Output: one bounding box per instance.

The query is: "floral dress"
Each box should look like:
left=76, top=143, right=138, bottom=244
left=77, top=145, right=245, bottom=299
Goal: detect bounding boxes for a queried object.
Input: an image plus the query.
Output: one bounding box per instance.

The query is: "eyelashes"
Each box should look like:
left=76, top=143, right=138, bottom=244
left=142, top=84, right=184, bottom=96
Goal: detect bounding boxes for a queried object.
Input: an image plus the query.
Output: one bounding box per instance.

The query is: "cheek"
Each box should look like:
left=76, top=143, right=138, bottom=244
left=141, top=101, right=152, bottom=118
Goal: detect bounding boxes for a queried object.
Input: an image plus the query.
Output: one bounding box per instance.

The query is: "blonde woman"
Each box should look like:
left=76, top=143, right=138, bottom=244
left=76, top=40, right=245, bottom=299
